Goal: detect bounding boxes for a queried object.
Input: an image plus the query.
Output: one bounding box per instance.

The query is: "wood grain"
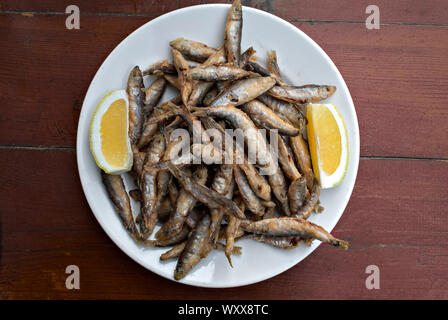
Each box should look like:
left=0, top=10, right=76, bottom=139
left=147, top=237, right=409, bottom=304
left=1, top=149, right=447, bottom=299
left=295, top=22, right=448, bottom=158
left=0, top=0, right=178, bottom=16
left=179, top=0, right=448, bottom=25
left=1, top=1, right=447, bottom=301
left=0, top=14, right=447, bottom=158
left=0, top=14, right=148, bottom=148
left=2, top=0, right=447, bottom=25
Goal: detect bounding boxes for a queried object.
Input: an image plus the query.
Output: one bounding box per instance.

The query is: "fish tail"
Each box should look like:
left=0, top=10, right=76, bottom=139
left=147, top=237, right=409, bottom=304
left=333, top=239, right=349, bottom=250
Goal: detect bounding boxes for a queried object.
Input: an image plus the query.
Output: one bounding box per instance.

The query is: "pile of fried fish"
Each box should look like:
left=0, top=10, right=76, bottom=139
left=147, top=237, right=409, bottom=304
left=102, top=0, right=348, bottom=281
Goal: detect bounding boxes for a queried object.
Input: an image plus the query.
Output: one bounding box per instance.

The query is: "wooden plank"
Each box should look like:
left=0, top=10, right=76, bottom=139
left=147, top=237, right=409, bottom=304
left=178, top=0, right=448, bottom=25
left=294, top=22, right=448, bottom=158
left=2, top=0, right=447, bottom=25
left=0, top=0, right=178, bottom=16
left=1, top=14, right=447, bottom=158
left=0, top=14, right=149, bottom=147
left=1, top=149, right=447, bottom=299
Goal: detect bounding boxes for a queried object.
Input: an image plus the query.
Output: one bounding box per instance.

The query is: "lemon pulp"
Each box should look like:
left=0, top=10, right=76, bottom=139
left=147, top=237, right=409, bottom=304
left=100, top=99, right=128, bottom=168
left=311, top=104, right=341, bottom=175
left=307, top=103, right=348, bottom=188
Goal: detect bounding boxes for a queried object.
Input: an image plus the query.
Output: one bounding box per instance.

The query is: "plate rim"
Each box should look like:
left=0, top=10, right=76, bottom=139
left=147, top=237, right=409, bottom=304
left=76, top=3, right=360, bottom=288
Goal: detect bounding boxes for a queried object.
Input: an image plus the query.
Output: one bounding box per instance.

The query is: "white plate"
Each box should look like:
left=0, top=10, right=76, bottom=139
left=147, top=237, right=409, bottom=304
left=76, top=4, right=360, bottom=288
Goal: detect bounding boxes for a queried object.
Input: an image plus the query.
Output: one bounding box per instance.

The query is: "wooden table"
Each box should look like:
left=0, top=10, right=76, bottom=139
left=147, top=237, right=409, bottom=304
left=1, top=0, right=447, bottom=300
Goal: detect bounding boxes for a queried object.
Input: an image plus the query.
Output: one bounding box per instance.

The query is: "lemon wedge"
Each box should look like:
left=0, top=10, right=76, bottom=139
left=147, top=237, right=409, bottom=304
left=307, top=103, right=348, bottom=188
left=90, top=90, right=132, bottom=174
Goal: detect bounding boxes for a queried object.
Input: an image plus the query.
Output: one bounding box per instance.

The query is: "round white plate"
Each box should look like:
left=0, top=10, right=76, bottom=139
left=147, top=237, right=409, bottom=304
left=77, top=4, right=360, bottom=288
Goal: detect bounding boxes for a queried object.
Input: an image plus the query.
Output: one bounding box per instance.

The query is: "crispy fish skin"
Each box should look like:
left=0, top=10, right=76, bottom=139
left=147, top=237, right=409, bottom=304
left=143, top=77, right=166, bottom=116
left=156, top=170, right=195, bottom=241
left=127, top=66, right=145, bottom=145
left=234, top=166, right=265, bottom=216
left=157, top=166, right=208, bottom=241
left=172, top=49, right=193, bottom=106
left=188, top=77, right=220, bottom=108
left=217, top=242, right=242, bottom=255
left=239, top=162, right=271, bottom=201
left=268, top=84, right=336, bottom=104
left=210, top=174, right=235, bottom=243
left=239, top=46, right=255, bottom=68
left=138, top=170, right=158, bottom=238
left=207, top=76, right=276, bottom=108
left=210, top=164, right=234, bottom=234
left=208, top=164, right=235, bottom=241
left=153, top=129, right=176, bottom=213
left=196, top=47, right=226, bottom=66
left=156, top=196, right=173, bottom=223
left=153, top=71, right=181, bottom=90
left=257, top=93, right=304, bottom=129
left=267, top=50, right=281, bottom=79
left=160, top=242, right=186, bottom=261
left=267, top=165, right=291, bottom=216
left=185, top=207, right=207, bottom=229
left=168, top=177, right=179, bottom=205
left=164, top=103, right=207, bottom=145
left=200, top=116, right=272, bottom=201
left=170, top=37, right=217, bottom=62
left=242, top=217, right=348, bottom=249
left=218, top=225, right=245, bottom=242
left=144, top=132, right=166, bottom=167
left=289, top=134, right=314, bottom=189
left=138, top=133, right=166, bottom=238
left=247, top=60, right=270, bottom=77
left=143, top=59, right=172, bottom=76
left=143, top=107, right=182, bottom=125
left=187, top=64, right=257, bottom=82
left=188, top=48, right=227, bottom=107
left=263, top=206, right=277, bottom=219
left=144, top=226, right=190, bottom=247
left=202, top=87, right=219, bottom=106
left=225, top=214, right=242, bottom=267
left=101, top=172, right=140, bottom=241
left=242, top=100, right=300, bottom=136
left=216, top=80, right=231, bottom=92
left=165, top=105, right=228, bottom=164
left=211, top=165, right=234, bottom=196
left=174, top=214, right=212, bottom=280
left=131, top=149, right=145, bottom=178
left=224, top=0, right=242, bottom=66
left=194, top=105, right=275, bottom=169
left=199, top=108, right=274, bottom=199
left=293, top=183, right=320, bottom=219
left=246, top=60, right=287, bottom=86
left=137, top=96, right=182, bottom=149
left=314, top=204, right=325, bottom=213
left=288, top=176, right=307, bottom=216
left=154, top=168, right=171, bottom=214
left=129, top=189, right=141, bottom=202
left=143, top=59, right=200, bottom=76
left=277, top=135, right=302, bottom=181
left=240, top=234, right=302, bottom=249
left=161, top=241, right=242, bottom=261
left=167, top=162, right=245, bottom=219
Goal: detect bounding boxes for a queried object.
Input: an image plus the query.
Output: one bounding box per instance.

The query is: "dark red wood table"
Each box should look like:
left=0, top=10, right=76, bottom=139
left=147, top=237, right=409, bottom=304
left=1, top=0, right=447, bottom=299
